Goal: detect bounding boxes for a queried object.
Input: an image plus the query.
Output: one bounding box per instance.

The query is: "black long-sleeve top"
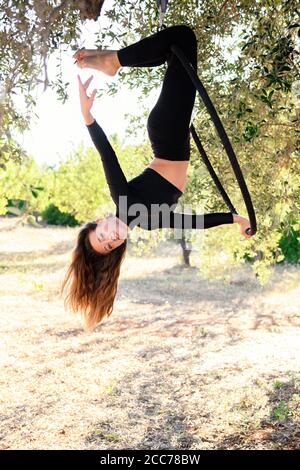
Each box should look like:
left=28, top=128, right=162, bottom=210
left=86, top=119, right=234, bottom=231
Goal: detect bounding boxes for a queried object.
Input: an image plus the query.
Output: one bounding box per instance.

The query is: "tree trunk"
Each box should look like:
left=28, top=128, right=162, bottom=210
left=75, top=0, right=106, bottom=20
left=179, top=231, right=191, bottom=266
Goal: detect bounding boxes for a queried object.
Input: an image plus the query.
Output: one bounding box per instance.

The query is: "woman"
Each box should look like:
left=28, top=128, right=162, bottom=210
left=62, top=25, right=252, bottom=331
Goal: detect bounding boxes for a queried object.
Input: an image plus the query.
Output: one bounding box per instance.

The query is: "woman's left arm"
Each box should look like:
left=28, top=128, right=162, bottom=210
left=86, top=119, right=130, bottom=205
left=78, top=74, right=129, bottom=205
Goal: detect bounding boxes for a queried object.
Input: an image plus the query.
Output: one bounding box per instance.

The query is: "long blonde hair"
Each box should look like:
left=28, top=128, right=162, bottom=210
left=61, top=221, right=127, bottom=332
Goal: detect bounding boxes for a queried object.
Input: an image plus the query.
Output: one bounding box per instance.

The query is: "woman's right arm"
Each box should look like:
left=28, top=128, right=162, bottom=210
left=167, top=212, right=252, bottom=238
left=78, top=74, right=129, bottom=205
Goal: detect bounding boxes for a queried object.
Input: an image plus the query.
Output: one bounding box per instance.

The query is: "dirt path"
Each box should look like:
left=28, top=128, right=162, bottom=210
left=0, top=222, right=299, bottom=450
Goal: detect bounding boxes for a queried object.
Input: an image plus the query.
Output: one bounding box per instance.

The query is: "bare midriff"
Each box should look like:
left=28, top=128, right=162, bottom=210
left=147, top=157, right=189, bottom=193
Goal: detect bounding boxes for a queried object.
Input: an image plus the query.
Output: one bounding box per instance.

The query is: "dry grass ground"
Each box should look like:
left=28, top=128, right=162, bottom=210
left=0, top=219, right=299, bottom=450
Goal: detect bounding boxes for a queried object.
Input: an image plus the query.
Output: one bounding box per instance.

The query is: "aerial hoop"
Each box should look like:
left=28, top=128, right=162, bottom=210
left=171, top=44, right=257, bottom=236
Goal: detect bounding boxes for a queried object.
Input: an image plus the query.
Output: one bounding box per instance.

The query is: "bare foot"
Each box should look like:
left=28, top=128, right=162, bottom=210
left=74, top=49, right=120, bottom=76
left=73, top=48, right=104, bottom=61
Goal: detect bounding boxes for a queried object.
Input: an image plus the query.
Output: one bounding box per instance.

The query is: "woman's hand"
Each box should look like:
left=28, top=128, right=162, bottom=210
left=233, top=214, right=253, bottom=239
left=77, top=74, right=97, bottom=122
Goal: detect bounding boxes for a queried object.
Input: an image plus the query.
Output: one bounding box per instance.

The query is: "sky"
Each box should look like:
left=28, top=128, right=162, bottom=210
left=15, top=0, right=156, bottom=167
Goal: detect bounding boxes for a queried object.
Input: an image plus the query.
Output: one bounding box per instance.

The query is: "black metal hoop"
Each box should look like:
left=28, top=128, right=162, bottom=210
left=170, top=43, right=257, bottom=236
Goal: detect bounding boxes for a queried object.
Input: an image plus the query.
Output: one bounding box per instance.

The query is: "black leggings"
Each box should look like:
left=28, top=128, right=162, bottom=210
left=117, top=25, right=198, bottom=161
